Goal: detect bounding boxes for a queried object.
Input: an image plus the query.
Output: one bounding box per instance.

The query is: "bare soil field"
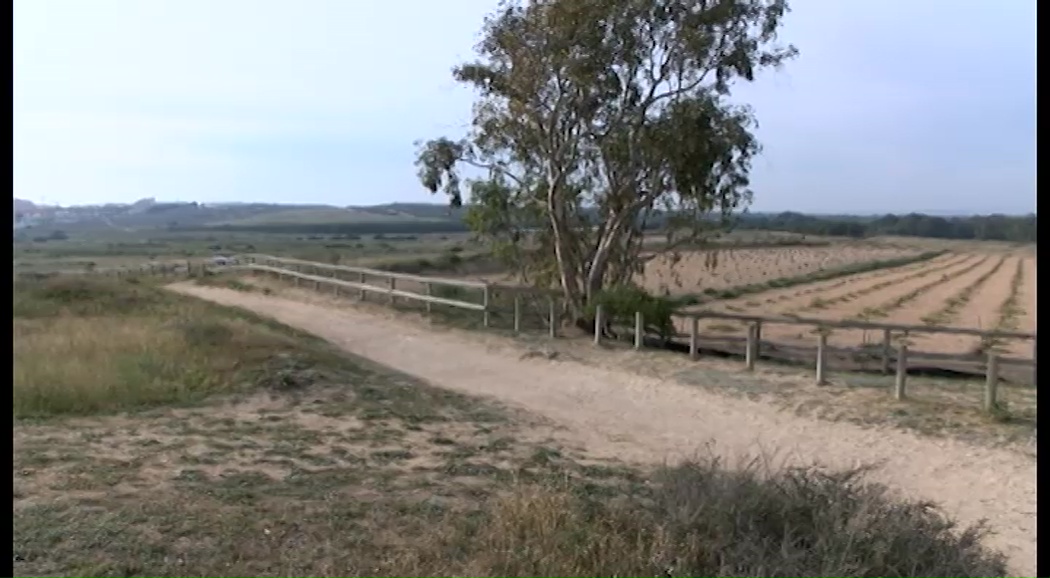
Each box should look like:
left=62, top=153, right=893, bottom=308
left=685, top=250, right=1037, bottom=361
left=639, top=244, right=920, bottom=294
left=458, top=244, right=923, bottom=293
left=166, top=281, right=1036, bottom=576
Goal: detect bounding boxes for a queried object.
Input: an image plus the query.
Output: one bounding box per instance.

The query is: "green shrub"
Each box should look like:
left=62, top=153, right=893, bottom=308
left=586, top=285, right=683, bottom=342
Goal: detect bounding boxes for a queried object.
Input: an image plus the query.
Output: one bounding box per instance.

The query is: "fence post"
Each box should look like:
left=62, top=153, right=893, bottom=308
left=185, top=260, right=191, bottom=278
left=513, top=294, right=522, bottom=334
left=548, top=296, right=557, bottom=339
left=881, top=329, right=892, bottom=374
left=984, top=354, right=1000, bottom=412
left=1032, top=337, right=1037, bottom=386
left=359, top=272, right=366, bottom=300
left=634, top=311, right=644, bottom=350
left=593, top=304, right=603, bottom=345
left=745, top=323, right=757, bottom=371
left=754, top=320, right=763, bottom=360
left=482, top=285, right=491, bottom=328
left=895, top=344, right=908, bottom=400
left=815, top=329, right=828, bottom=385
left=689, top=317, right=699, bottom=360
left=388, top=276, right=396, bottom=305
left=425, top=282, right=433, bottom=314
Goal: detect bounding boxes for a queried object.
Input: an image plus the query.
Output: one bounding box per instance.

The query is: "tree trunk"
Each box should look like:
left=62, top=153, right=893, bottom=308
left=546, top=184, right=585, bottom=325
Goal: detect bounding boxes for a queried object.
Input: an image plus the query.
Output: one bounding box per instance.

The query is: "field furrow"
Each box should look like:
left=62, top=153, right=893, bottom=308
left=1002, top=256, right=1038, bottom=358
left=777, top=254, right=984, bottom=323
left=782, top=253, right=974, bottom=316
left=684, top=253, right=965, bottom=335
left=910, top=255, right=1017, bottom=355
left=847, top=255, right=990, bottom=322
left=638, top=245, right=920, bottom=294
left=750, top=255, right=991, bottom=347
left=827, top=255, right=1004, bottom=354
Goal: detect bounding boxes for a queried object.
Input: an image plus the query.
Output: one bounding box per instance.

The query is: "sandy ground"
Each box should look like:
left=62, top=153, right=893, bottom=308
left=169, top=282, right=1036, bottom=576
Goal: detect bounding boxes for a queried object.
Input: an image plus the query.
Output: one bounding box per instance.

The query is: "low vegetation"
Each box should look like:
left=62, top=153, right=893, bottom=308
left=586, top=285, right=682, bottom=342
left=13, top=274, right=1010, bottom=577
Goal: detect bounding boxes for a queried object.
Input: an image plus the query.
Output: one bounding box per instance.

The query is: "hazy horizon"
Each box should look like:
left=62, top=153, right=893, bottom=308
left=14, top=0, right=1036, bottom=214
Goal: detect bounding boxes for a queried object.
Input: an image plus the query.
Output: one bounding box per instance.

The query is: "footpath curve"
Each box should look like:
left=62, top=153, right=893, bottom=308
left=169, top=283, right=1037, bottom=577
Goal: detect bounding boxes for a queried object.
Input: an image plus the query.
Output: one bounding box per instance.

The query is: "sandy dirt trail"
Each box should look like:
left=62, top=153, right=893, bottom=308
left=169, top=283, right=1036, bottom=576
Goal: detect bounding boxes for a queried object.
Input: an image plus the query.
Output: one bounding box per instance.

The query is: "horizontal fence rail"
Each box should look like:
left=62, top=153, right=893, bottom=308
left=677, top=309, right=1035, bottom=341
left=246, top=254, right=487, bottom=290
left=246, top=264, right=487, bottom=312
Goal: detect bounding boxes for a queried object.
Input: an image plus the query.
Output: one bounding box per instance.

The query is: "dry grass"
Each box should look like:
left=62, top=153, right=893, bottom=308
left=13, top=276, right=314, bottom=417
left=13, top=274, right=1010, bottom=577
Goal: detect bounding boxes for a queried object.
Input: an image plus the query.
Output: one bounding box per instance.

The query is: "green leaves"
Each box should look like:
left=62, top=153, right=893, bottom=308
left=414, top=138, right=467, bottom=207
left=414, top=0, right=797, bottom=319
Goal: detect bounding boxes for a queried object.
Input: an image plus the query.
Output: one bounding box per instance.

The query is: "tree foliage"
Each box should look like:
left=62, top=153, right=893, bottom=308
left=416, top=0, right=797, bottom=322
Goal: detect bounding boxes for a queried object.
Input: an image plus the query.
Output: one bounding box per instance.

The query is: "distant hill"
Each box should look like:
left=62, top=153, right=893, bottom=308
left=12, top=197, right=1036, bottom=243
left=216, top=206, right=446, bottom=226
left=14, top=199, right=38, bottom=213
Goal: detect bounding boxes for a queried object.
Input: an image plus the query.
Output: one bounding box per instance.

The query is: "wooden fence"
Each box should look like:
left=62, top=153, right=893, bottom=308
left=240, top=254, right=563, bottom=335
left=661, top=309, right=1035, bottom=410
left=59, top=253, right=1036, bottom=413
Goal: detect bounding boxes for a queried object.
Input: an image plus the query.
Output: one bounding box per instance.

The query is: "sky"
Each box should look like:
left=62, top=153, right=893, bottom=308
left=13, top=0, right=1037, bottom=215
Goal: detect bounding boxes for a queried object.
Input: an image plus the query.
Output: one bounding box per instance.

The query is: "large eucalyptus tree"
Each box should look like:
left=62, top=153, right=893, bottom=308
left=416, top=0, right=797, bottom=323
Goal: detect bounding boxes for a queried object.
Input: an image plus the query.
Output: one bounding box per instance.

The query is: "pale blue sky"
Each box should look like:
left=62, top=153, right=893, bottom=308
left=14, top=0, right=1036, bottom=214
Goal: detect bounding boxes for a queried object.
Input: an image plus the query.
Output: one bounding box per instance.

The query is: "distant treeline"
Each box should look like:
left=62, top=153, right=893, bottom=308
left=184, top=221, right=472, bottom=236
left=733, top=212, right=1037, bottom=243
left=177, top=211, right=1037, bottom=243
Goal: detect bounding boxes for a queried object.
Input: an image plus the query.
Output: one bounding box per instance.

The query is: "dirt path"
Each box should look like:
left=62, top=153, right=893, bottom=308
left=168, top=283, right=1036, bottom=576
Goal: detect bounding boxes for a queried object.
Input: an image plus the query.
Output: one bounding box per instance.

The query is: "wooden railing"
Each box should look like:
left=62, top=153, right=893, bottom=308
left=53, top=254, right=1037, bottom=412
